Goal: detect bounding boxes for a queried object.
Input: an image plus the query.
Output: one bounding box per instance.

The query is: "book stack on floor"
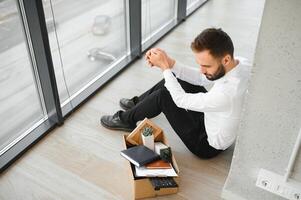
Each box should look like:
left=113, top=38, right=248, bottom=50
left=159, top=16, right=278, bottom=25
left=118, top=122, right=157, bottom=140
left=121, top=118, right=180, bottom=199
left=121, top=143, right=178, bottom=177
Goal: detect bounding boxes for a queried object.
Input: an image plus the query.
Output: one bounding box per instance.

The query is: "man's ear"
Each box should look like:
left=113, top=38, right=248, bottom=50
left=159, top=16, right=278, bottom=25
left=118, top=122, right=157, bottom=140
left=222, top=54, right=231, bottom=66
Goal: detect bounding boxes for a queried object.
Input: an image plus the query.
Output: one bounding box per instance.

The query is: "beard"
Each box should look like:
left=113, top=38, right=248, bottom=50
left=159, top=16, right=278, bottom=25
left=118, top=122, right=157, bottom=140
left=205, top=64, right=226, bottom=81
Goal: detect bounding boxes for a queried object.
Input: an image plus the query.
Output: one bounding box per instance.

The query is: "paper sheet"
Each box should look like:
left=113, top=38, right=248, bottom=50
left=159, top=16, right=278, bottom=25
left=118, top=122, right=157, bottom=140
left=135, top=166, right=178, bottom=177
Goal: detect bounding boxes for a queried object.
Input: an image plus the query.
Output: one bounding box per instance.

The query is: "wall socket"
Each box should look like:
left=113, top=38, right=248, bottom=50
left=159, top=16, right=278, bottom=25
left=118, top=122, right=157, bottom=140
left=256, top=169, right=301, bottom=200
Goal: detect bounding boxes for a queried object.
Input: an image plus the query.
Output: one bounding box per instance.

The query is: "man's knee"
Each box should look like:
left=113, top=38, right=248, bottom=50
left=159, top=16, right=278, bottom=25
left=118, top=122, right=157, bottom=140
left=157, top=88, right=175, bottom=108
left=158, top=88, right=172, bottom=101
left=177, top=79, right=207, bottom=94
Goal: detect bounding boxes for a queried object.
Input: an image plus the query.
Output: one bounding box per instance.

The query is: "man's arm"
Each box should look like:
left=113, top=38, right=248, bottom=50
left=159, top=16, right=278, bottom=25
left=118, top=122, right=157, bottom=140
left=171, top=61, right=213, bottom=86
left=163, top=69, right=231, bottom=112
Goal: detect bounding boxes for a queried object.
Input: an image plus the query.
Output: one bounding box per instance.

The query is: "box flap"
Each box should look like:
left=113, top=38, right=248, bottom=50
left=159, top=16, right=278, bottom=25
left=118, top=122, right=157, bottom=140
left=126, top=118, right=163, bottom=146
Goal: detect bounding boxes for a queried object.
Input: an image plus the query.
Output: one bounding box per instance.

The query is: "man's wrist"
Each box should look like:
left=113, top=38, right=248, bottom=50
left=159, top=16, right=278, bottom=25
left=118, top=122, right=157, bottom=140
left=161, top=61, right=171, bottom=71
left=169, top=59, right=175, bottom=68
left=162, top=68, right=171, bottom=73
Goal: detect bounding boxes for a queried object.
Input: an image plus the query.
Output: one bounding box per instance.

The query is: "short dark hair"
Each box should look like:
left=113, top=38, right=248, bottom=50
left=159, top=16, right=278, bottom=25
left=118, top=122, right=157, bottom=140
left=191, top=28, right=234, bottom=58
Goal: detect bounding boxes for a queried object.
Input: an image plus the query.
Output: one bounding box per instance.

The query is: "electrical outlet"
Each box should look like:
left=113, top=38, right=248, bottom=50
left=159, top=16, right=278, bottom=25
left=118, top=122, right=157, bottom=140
left=256, top=169, right=301, bottom=200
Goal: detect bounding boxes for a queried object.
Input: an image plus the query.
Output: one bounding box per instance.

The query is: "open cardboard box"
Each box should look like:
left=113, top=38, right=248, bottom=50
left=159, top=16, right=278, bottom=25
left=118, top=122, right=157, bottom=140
left=122, top=118, right=180, bottom=199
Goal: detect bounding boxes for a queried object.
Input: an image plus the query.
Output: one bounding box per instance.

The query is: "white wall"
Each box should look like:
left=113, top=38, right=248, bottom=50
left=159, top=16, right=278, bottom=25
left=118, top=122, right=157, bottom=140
left=222, top=0, right=301, bottom=199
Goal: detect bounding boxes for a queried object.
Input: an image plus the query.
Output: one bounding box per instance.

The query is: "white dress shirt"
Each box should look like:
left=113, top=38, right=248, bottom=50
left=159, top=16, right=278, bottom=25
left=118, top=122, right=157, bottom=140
left=162, top=57, right=251, bottom=150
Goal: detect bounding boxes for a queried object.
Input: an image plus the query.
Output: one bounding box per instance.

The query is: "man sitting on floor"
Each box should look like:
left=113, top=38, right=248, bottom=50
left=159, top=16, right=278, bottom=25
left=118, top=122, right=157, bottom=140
left=100, top=28, right=251, bottom=159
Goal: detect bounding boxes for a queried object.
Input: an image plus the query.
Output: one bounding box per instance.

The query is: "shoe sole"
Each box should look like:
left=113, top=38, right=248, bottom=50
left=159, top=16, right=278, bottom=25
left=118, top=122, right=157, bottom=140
left=100, top=118, right=134, bottom=132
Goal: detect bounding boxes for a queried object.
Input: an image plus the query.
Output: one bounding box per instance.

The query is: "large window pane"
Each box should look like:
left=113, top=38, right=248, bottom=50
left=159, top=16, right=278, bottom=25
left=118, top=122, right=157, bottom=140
left=141, top=0, right=176, bottom=43
left=43, top=0, right=129, bottom=105
left=0, top=0, right=45, bottom=151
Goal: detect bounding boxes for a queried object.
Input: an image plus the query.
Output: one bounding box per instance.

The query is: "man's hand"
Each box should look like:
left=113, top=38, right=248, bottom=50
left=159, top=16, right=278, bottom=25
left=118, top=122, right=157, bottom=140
left=145, top=50, right=154, bottom=67
left=145, top=48, right=175, bottom=71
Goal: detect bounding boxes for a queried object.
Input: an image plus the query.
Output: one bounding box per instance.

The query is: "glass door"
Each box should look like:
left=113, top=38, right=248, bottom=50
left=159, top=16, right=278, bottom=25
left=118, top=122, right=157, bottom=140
left=42, top=0, right=129, bottom=111
left=0, top=0, right=46, bottom=153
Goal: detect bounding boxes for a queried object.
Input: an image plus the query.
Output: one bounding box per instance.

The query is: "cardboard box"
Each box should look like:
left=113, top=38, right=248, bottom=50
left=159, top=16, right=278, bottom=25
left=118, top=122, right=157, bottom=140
left=122, top=118, right=180, bottom=199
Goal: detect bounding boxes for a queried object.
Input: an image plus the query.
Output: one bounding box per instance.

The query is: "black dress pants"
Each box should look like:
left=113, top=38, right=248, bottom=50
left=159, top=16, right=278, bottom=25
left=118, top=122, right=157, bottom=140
left=121, top=78, right=223, bottom=159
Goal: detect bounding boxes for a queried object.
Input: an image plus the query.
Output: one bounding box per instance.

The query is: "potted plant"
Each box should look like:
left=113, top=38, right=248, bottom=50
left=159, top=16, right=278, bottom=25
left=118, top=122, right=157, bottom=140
left=160, top=147, right=172, bottom=163
left=141, top=126, right=154, bottom=151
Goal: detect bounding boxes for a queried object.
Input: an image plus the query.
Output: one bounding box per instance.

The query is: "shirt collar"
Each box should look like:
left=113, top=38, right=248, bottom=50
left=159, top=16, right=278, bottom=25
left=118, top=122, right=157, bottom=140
left=213, top=58, right=241, bottom=84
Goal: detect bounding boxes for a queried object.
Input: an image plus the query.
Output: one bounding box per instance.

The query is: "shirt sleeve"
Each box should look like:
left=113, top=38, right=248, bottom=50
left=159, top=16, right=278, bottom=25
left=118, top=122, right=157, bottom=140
left=171, top=61, right=213, bottom=86
left=163, top=69, right=231, bottom=112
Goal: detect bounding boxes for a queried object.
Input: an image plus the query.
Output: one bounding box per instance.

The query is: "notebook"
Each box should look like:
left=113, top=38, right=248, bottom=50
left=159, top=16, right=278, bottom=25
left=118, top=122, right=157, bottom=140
left=120, top=145, right=161, bottom=167
left=145, top=160, right=172, bottom=169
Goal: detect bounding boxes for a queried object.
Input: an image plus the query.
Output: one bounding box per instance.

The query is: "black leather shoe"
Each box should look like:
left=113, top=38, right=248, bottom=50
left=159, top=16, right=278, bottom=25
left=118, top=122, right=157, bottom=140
left=119, top=96, right=139, bottom=110
left=100, top=111, right=136, bottom=132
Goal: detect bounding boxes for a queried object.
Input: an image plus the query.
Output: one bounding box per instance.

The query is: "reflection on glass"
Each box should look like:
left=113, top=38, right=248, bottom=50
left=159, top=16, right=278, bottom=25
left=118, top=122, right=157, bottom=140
left=187, top=0, right=206, bottom=11
left=0, top=0, right=44, bottom=151
left=43, top=0, right=128, bottom=104
left=187, top=0, right=199, bottom=8
left=141, top=0, right=176, bottom=43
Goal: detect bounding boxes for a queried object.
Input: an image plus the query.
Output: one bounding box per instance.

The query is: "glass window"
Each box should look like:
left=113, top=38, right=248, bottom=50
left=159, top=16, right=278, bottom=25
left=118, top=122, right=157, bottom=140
left=141, top=0, right=176, bottom=43
left=0, top=0, right=45, bottom=151
left=42, top=0, right=129, bottom=105
left=187, top=0, right=199, bottom=8
left=187, top=0, right=207, bottom=14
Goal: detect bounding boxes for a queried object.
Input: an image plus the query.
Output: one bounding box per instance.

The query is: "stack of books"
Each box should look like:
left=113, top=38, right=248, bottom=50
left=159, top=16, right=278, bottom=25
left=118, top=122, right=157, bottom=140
left=120, top=145, right=178, bottom=177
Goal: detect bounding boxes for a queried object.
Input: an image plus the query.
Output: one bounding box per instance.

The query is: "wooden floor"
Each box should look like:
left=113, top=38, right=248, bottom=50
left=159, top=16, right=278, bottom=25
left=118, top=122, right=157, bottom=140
left=0, top=0, right=263, bottom=199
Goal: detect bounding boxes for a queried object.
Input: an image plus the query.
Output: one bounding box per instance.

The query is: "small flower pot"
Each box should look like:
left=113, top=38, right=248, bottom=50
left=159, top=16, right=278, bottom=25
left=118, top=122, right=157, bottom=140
left=141, top=134, right=154, bottom=151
